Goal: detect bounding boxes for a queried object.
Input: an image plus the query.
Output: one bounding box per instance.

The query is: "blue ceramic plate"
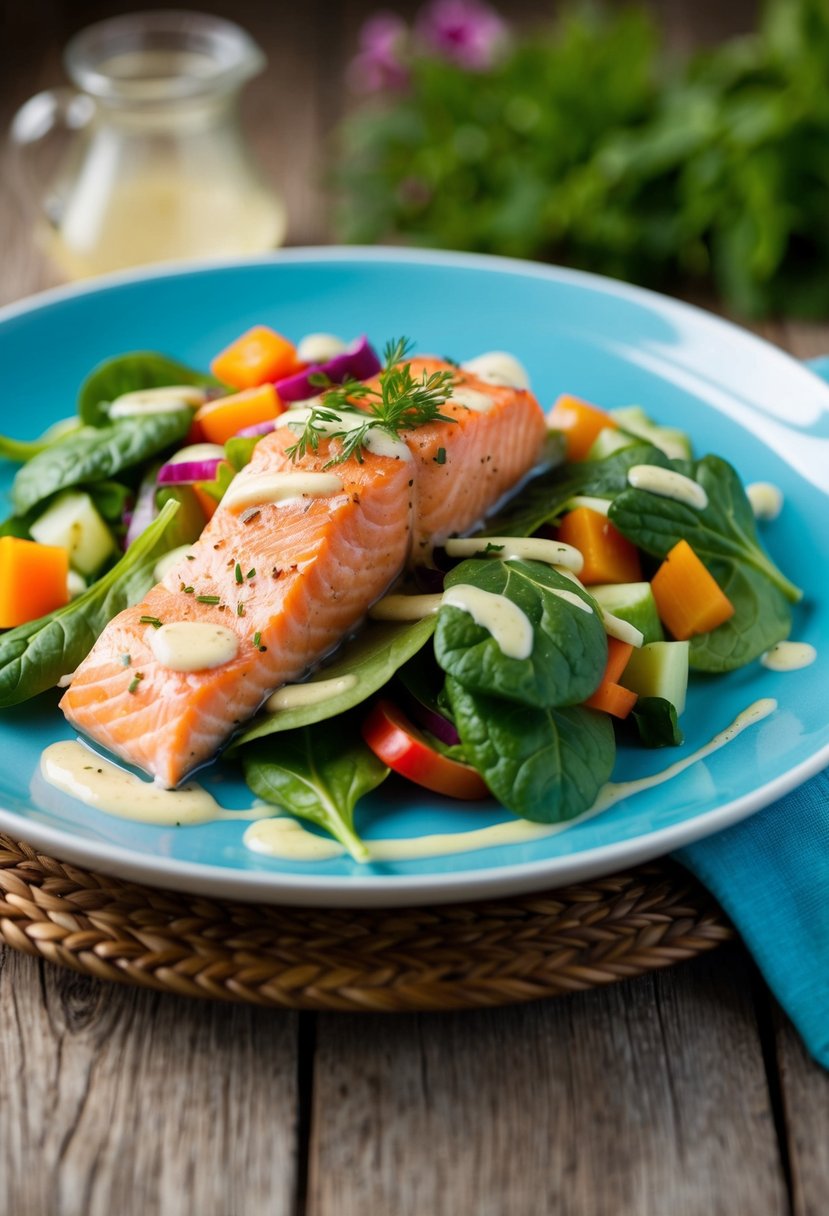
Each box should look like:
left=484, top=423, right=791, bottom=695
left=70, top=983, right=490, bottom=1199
left=0, top=249, right=827, bottom=907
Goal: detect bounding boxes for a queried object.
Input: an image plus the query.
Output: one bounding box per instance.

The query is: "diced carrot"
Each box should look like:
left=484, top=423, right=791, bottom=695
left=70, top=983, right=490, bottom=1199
left=211, top=326, right=301, bottom=389
left=193, top=384, right=281, bottom=446
left=650, top=540, right=735, bottom=640
left=556, top=507, right=642, bottom=584
left=585, top=680, right=638, bottom=719
left=603, top=638, right=635, bottom=685
left=547, top=394, right=617, bottom=461
left=0, top=536, right=68, bottom=627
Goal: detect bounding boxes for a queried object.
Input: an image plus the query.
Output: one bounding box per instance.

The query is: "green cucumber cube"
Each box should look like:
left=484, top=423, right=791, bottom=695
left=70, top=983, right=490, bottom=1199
left=610, top=406, right=693, bottom=461
left=30, top=491, right=116, bottom=576
left=586, top=427, right=636, bottom=461
left=589, top=582, right=664, bottom=646
left=620, top=641, right=690, bottom=716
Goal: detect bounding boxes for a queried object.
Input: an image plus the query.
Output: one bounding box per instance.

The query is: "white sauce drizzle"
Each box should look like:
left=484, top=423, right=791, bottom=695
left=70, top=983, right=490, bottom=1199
left=369, top=593, right=444, bottom=621
left=600, top=608, right=644, bottom=648
left=442, top=584, right=533, bottom=659
left=552, top=588, right=593, bottom=613
left=167, top=442, right=226, bottom=464
left=148, top=622, right=239, bottom=672
left=296, top=333, right=347, bottom=364
left=461, top=351, right=530, bottom=390
left=266, top=673, right=359, bottom=712
left=222, top=471, right=344, bottom=513
left=627, top=464, right=709, bottom=510
left=444, top=535, right=584, bottom=574
left=279, top=406, right=411, bottom=461
left=565, top=495, right=611, bottom=517
left=109, top=385, right=206, bottom=418
left=450, top=387, right=496, bottom=413
left=243, top=698, right=779, bottom=861
left=746, top=481, right=783, bottom=521
left=760, top=641, right=817, bottom=672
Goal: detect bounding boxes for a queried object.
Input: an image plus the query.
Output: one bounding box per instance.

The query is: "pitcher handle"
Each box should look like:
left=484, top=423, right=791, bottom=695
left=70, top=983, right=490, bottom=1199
left=9, top=89, right=95, bottom=224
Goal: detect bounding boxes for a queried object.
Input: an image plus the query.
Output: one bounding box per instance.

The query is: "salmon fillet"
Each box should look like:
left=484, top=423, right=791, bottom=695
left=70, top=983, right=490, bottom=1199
left=61, top=360, right=545, bottom=785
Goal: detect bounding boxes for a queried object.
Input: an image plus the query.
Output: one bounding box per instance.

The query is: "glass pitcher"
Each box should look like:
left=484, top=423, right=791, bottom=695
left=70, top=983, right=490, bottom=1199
left=10, top=11, right=287, bottom=279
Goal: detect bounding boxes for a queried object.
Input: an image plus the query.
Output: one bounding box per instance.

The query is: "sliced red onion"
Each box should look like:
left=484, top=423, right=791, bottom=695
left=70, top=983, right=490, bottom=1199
left=407, top=699, right=461, bottom=747
left=413, top=566, right=446, bottom=593
left=157, top=458, right=222, bottom=485
left=126, top=467, right=160, bottom=547
left=235, top=418, right=277, bottom=438
left=275, top=335, right=381, bottom=402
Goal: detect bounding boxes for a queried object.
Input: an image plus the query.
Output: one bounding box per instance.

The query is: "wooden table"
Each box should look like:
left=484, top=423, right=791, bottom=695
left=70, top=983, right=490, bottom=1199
left=1, top=3, right=827, bottom=1213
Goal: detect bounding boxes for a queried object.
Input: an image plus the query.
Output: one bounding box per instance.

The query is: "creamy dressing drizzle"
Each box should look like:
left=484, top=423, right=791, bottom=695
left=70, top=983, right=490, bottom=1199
left=442, top=584, right=533, bottom=659
left=369, top=594, right=444, bottom=621
left=565, top=495, right=611, bottom=517
left=746, top=481, right=783, bottom=521
left=760, top=641, right=817, bottom=672
left=243, top=698, right=779, bottom=862
left=444, top=536, right=584, bottom=574
left=109, top=385, right=206, bottom=418
left=461, top=351, right=530, bottom=390
left=148, top=622, right=239, bottom=672
left=222, top=471, right=344, bottom=513
left=266, top=673, right=358, bottom=712
left=296, top=333, right=347, bottom=364
left=450, top=387, right=496, bottom=413
left=552, top=588, right=593, bottom=613
left=280, top=406, right=412, bottom=461
left=600, top=609, right=644, bottom=648
left=627, top=464, right=709, bottom=510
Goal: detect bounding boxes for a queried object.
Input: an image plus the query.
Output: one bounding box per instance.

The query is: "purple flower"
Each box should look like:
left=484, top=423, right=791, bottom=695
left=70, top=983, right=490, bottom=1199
left=348, top=12, right=410, bottom=93
left=416, top=0, right=508, bottom=71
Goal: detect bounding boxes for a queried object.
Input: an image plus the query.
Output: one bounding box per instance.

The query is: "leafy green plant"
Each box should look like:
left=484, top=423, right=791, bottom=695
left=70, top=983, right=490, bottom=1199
left=631, top=697, right=684, bottom=748
left=336, top=0, right=829, bottom=317
left=78, top=352, right=221, bottom=426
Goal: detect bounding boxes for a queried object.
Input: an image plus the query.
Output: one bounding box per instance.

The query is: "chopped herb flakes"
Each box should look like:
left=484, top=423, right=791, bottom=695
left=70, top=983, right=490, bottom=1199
left=253, top=632, right=261, bottom=648
left=435, top=447, right=447, bottom=465
left=140, top=615, right=163, bottom=629
left=183, top=586, right=194, bottom=594
left=128, top=673, right=144, bottom=694
left=246, top=568, right=256, bottom=580
left=196, top=595, right=221, bottom=605
left=119, top=654, right=131, bottom=667
left=485, top=543, right=505, bottom=552
left=235, top=562, right=244, bottom=584
left=237, top=602, right=245, bottom=617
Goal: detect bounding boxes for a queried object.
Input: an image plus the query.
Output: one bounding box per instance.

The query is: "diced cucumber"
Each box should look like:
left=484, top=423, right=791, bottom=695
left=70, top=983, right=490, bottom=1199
left=66, top=570, right=87, bottom=599
left=586, top=427, right=636, bottom=461
left=610, top=406, right=693, bottom=461
left=30, top=491, right=116, bottom=576
left=590, top=582, right=664, bottom=645
left=620, top=641, right=689, bottom=716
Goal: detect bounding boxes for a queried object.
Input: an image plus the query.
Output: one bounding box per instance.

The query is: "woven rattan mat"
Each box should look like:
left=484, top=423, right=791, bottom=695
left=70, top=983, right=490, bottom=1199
left=0, top=834, right=732, bottom=1011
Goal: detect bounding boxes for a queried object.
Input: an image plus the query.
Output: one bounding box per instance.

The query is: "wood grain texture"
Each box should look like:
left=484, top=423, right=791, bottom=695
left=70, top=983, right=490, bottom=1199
left=308, top=946, right=789, bottom=1216
left=774, top=1010, right=829, bottom=1216
left=0, top=946, right=300, bottom=1216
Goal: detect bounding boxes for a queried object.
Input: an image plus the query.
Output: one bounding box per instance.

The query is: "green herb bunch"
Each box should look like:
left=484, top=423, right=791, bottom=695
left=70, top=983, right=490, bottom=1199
left=336, top=0, right=829, bottom=317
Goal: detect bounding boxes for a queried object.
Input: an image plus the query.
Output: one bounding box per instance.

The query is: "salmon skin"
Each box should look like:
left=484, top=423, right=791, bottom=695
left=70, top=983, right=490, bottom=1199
left=61, top=359, right=546, bottom=786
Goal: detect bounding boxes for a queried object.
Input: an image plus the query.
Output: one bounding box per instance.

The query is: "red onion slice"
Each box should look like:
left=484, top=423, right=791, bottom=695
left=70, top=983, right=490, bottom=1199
left=275, top=335, right=381, bottom=402
left=157, top=458, right=223, bottom=485
left=235, top=419, right=277, bottom=438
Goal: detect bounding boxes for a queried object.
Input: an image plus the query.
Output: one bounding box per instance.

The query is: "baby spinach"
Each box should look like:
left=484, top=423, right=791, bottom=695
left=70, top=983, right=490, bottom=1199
left=88, top=481, right=133, bottom=523
left=11, top=410, right=192, bottom=515
left=631, top=697, right=684, bottom=748
left=0, top=499, right=182, bottom=708
left=225, top=435, right=261, bottom=471
left=445, top=678, right=616, bottom=823
left=435, top=558, right=607, bottom=708
left=0, top=418, right=84, bottom=462
left=609, top=454, right=800, bottom=670
left=78, top=352, right=221, bottom=426
left=233, top=617, right=436, bottom=746
left=242, top=720, right=389, bottom=862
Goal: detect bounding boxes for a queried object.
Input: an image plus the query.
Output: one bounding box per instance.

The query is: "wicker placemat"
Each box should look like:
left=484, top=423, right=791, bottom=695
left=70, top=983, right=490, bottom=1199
left=0, top=834, right=732, bottom=1011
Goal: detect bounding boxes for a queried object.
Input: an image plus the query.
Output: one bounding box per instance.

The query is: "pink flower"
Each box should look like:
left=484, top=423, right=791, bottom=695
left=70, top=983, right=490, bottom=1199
left=416, top=0, right=508, bottom=71
left=348, top=13, right=410, bottom=93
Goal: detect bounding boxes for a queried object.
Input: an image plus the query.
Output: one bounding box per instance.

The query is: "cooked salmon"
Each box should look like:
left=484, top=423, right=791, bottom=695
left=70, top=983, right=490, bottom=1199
left=60, top=360, right=546, bottom=785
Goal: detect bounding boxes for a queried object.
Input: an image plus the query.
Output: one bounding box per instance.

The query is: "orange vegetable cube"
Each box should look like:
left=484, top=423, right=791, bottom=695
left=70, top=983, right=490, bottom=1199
left=556, top=508, right=642, bottom=584
left=210, top=326, right=301, bottom=389
left=192, top=486, right=219, bottom=521
left=650, top=540, right=735, bottom=640
left=193, top=384, right=281, bottom=446
left=547, top=394, right=617, bottom=461
left=0, top=536, right=69, bottom=627
left=584, top=680, right=638, bottom=719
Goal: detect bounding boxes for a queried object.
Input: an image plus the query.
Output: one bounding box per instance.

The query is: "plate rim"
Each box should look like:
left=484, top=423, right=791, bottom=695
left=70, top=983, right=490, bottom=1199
left=1, top=245, right=827, bottom=907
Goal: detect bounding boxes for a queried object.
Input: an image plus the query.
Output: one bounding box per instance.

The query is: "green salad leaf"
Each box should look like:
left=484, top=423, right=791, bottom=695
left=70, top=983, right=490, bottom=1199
left=0, top=499, right=183, bottom=708
left=78, top=352, right=221, bottom=426
left=0, top=418, right=85, bottom=463
left=11, top=410, right=192, bottom=515
left=631, top=697, right=684, bottom=748
left=445, top=677, right=616, bottom=823
left=435, top=558, right=607, bottom=708
left=242, top=720, right=389, bottom=861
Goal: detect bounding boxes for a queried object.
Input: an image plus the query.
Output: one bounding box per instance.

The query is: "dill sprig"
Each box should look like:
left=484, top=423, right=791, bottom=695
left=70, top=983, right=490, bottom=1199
left=286, top=337, right=455, bottom=467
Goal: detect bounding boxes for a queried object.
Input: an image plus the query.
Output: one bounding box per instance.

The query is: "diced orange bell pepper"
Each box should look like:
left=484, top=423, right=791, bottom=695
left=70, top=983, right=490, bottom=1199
left=193, top=384, right=281, bottom=446
left=547, top=394, right=617, bottom=461
left=556, top=507, right=642, bottom=584
left=0, top=536, right=69, bottom=627
left=584, top=638, right=637, bottom=718
left=210, top=326, right=301, bottom=389
left=650, top=540, right=735, bottom=639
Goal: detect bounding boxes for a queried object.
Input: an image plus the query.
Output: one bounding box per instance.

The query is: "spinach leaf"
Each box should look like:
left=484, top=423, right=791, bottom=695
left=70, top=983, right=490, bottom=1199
left=631, top=697, right=684, bottom=748
left=87, top=481, right=133, bottom=523
left=0, top=509, right=38, bottom=540
left=446, top=677, right=616, bottom=823
left=242, top=720, right=389, bottom=861
left=78, top=352, right=221, bottom=426
left=0, top=418, right=84, bottom=462
left=435, top=558, right=607, bottom=708
left=609, top=454, right=800, bottom=670
left=11, top=410, right=191, bottom=515
left=484, top=442, right=668, bottom=537
left=0, top=499, right=182, bottom=708
left=225, top=435, right=261, bottom=471
left=233, top=617, right=436, bottom=746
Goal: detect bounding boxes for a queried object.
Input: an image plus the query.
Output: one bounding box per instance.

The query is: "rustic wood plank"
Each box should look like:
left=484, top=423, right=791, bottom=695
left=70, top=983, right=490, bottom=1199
left=773, top=1007, right=829, bottom=1216
left=308, top=945, right=789, bottom=1216
left=0, top=947, right=301, bottom=1216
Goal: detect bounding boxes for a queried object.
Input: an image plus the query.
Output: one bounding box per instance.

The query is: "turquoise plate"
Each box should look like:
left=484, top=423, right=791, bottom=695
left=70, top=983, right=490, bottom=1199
left=0, top=249, right=827, bottom=907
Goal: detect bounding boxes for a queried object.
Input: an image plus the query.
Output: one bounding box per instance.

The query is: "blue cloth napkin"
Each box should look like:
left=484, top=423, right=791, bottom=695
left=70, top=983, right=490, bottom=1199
left=674, top=354, right=829, bottom=1071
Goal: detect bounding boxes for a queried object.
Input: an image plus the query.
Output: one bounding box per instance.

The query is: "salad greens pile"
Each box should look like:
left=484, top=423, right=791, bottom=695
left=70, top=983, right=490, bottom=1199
left=0, top=342, right=802, bottom=861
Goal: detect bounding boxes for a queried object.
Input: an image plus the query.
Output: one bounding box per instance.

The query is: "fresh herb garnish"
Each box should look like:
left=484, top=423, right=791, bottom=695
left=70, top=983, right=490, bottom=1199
left=183, top=585, right=194, bottom=594
left=196, top=595, right=220, bottom=605
left=246, top=568, right=256, bottom=580
left=237, top=602, right=245, bottom=617
left=139, top=615, right=163, bottom=629
left=286, top=337, right=455, bottom=468
left=119, top=653, right=132, bottom=667
left=253, top=632, right=261, bottom=648
left=435, top=447, right=447, bottom=465
left=234, top=562, right=243, bottom=584
left=128, top=673, right=144, bottom=694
